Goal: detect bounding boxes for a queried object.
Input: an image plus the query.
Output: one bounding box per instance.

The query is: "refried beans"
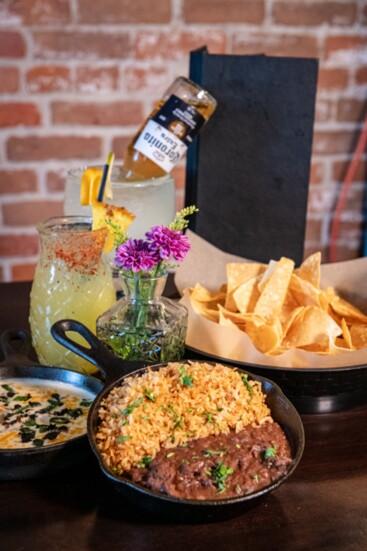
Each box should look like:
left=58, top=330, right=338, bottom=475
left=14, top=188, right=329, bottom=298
left=126, top=421, right=292, bottom=500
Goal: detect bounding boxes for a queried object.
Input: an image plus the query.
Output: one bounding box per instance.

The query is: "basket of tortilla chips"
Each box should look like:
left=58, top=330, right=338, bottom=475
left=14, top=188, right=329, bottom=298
left=175, top=232, right=367, bottom=414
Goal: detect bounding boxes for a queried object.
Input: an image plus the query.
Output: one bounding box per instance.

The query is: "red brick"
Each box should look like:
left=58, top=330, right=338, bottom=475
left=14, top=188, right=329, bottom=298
left=312, top=130, right=356, bottom=155
left=134, top=31, right=226, bottom=60
left=0, top=103, right=41, bottom=127
left=26, top=66, right=71, bottom=93
left=338, top=220, right=364, bottom=240
left=7, top=136, right=102, bottom=161
left=183, top=0, right=264, bottom=24
left=0, top=233, right=39, bottom=256
left=309, top=162, right=325, bottom=185
left=336, top=98, right=366, bottom=123
left=273, top=1, right=356, bottom=26
left=78, top=0, right=171, bottom=23
left=304, top=218, right=322, bottom=243
left=2, top=201, right=63, bottom=226
left=337, top=183, right=364, bottom=211
left=332, top=159, right=367, bottom=183
left=51, top=101, right=143, bottom=126
left=325, top=35, right=367, bottom=62
left=76, top=66, right=119, bottom=93
left=232, top=32, right=318, bottom=58
left=0, top=170, right=38, bottom=194
left=0, top=67, right=19, bottom=92
left=6, top=0, right=70, bottom=24
left=307, top=186, right=335, bottom=215
left=46, top=170, right=67, bottom=192
left=12, top=263, right=36, bottom=282
left=111, top=136, right=133, bottom=158
left=0, top=31, right=26, bottom=58
left=355, top=66, right=367, bottom=84
left=33, top=31, right=130, bottom=60
left=317, top=67, right=349, bottom=91
left=122, top=66, right=169, bottom=93
left=314, top=98, right=334, bottom=123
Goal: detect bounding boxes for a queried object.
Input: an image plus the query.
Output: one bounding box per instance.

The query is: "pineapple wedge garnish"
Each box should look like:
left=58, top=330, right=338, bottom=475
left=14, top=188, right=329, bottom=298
left=91, top=202, right=135, bottom=253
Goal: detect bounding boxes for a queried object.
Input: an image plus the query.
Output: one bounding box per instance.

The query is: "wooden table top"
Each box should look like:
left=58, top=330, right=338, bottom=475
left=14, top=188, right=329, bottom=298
left=0, top=281, right=366, bottom=551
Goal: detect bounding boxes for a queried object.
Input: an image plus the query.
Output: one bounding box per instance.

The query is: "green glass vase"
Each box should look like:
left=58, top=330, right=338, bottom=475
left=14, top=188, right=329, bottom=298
left=96, top=272, right=188, bottom=363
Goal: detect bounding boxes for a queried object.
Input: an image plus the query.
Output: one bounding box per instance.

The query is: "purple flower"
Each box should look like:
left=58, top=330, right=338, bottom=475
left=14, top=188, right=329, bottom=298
left=145, top=226, right=190, bottom=262
left=115, top=239, right=159, bottom=272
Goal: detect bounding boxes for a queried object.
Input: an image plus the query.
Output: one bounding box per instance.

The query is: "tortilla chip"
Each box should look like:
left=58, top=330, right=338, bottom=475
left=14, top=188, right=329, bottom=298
left=225, top=262, right=265, bottom=311
left=245, top=316, right=283, bottom=354
left=217, top=304, right=248, bottom=326
left=282, top=306, right=341, bottom=349
left=349, top=324, right=367, bottom=349
left=294, top=252, right=321, bottom=289
left=330, top=296, right=367, bottom=325
left=218, top=309, right=246, bottom=332
left=233, top=276, right=261, bottom=314
left=190, top=283, right=226, bottom=306
left=254, top=257, right=295, bottom=320
left=340, top=318, right=353, bottom=350
left=289, top=274, right=320, bottom=307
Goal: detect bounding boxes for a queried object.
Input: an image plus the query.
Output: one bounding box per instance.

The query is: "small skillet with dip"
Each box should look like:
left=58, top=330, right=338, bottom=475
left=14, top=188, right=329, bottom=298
left=0, top=328, right=131, bottom=480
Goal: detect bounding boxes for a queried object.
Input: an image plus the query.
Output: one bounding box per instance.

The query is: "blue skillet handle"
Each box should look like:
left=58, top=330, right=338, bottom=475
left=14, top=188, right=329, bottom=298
left=51, top=319, right=145, bottom=386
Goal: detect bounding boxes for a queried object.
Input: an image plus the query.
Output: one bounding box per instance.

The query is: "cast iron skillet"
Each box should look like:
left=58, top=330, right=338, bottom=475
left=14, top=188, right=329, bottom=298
left=51, top=319, right=305, bottom=522
left=0, top=329, right=107, bottom=481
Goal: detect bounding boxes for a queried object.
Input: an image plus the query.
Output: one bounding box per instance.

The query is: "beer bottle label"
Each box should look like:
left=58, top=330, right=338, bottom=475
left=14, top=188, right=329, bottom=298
left=133, top=95, right=206, bottom=173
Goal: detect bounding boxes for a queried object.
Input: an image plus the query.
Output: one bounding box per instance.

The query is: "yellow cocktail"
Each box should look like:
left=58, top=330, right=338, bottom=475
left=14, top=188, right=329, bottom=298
left=29, top=216, right=116, bottom=374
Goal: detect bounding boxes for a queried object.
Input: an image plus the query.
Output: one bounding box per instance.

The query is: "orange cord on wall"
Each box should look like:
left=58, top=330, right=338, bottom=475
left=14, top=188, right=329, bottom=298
left=329, top=113, right=367, bottom=263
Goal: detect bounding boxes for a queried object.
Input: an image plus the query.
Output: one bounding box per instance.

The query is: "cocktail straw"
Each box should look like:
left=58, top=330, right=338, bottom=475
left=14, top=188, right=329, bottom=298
left=97, top=152, right=115, bottom=202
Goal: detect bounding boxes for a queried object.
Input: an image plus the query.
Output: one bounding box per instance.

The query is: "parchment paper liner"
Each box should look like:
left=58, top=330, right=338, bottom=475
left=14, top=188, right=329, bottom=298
left=175, top=231, right=367, bottom=368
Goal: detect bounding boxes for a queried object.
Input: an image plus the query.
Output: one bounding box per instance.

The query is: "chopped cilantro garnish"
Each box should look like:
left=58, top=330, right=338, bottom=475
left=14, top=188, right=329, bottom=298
left=178, top=364, right=194, bottom=387
left=2, top=384, right=15, bottom=394
left=264, top=445, right=277, bottom=460
left=122, top=397, right=143, bottom=416
left=144, top=388, right=156, bottom=402
left=203, top=411, right=215, bottom=424
left=140, top=456, right=153, bottom=467
left=210, top=461, right=234, bottom=493
left=241, top=374, right=253, bottom=397
left=14, top=393, right=31, bottom=402
left=116, top=435, right=133, bottom=444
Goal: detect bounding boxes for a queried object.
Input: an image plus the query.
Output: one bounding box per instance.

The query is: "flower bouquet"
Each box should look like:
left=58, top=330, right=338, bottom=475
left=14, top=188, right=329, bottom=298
left=96, top=206, right=197, bottom=363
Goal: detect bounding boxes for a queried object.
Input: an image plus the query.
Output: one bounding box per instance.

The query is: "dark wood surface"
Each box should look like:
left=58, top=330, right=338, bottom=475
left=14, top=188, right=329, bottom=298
left=0, top=281, right=366, bottom=551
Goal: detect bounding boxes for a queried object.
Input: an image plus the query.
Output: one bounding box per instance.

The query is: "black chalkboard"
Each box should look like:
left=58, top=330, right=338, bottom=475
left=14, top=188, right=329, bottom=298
left=185, top=48, right=318, bottom=266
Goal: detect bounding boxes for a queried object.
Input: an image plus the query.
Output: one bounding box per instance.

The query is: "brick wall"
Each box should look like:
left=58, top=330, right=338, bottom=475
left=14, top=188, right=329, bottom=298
left=0, top=0, right=366, bottom=281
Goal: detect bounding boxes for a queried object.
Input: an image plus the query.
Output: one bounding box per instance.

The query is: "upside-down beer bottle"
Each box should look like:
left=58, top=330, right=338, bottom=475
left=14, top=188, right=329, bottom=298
left=121, top=77, right=217, bottom=180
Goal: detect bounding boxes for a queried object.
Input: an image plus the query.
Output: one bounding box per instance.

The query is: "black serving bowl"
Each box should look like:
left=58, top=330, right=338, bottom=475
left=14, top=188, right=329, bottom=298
left=51, top=319, right=305, bottom=522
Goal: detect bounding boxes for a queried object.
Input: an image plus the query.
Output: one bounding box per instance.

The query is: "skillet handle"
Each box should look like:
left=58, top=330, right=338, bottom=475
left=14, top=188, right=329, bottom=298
left=0, top=329, right=39, bottom=367
left=51, top=319, right=145, bottom=386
